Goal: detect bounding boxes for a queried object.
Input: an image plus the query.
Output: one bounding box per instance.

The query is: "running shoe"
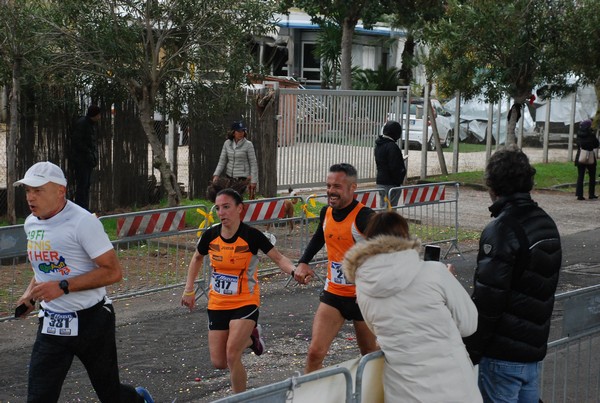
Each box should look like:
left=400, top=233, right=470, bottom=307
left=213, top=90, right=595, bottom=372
left=249, top=324, right=265, bottom=356
left=135, top=386, right=155, bottom=403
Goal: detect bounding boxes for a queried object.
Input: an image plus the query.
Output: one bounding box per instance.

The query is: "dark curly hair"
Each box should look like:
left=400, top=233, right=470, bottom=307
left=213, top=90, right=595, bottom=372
left=484, top=145, right=536, bottom=197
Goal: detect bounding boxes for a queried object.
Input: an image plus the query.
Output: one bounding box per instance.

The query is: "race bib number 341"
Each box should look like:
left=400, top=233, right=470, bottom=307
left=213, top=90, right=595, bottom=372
left=42, top=310, right=79, bottom=336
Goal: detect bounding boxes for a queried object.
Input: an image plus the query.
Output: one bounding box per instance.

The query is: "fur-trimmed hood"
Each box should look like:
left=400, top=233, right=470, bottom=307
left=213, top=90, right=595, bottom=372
left=343, top=235, right=422, bottom=298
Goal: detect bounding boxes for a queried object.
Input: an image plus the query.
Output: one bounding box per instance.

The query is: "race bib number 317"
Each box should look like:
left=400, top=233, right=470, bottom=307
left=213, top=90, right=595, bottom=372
left=42, top=310, right=79, bottom=336
left=211, top=273, right=239, bottom=295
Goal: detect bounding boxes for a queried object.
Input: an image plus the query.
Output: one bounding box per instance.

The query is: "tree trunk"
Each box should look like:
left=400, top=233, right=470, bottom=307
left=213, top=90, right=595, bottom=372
left=136, top=92, right=181, bottom=207
left=427, top=98, right=448, bottom=175
left=340, top=18, right=357, bottom=90
left=399, top=35, right=415, bottom=85
left=7, top=57, right=20, bottom=224
left=506, top=102, right=519, bottom=146
left=593, top=77, right=600, bottom=130
left=256, top=88, right=278, bottom=197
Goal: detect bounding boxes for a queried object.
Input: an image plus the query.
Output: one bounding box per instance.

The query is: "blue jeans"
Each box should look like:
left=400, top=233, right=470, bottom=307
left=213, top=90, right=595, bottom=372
left=478, top=357, right=541, bottom=403
left=27, top=301, right=142, bottom=403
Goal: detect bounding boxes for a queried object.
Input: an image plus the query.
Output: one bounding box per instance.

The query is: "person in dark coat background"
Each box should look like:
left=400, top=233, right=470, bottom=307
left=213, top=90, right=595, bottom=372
left=70, top=105, right=100, bottom=210
left=574, top=119, right=599, bottom=200
left=375, top=120, right=406, bottom=208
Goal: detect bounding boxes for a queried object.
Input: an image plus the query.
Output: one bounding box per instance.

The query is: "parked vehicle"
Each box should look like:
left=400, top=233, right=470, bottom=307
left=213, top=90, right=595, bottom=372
left=386, top=98, right=453, bottom=150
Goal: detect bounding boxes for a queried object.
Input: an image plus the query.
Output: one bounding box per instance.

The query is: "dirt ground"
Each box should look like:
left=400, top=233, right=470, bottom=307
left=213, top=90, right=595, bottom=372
left=1, top=186, right=599, bottom=402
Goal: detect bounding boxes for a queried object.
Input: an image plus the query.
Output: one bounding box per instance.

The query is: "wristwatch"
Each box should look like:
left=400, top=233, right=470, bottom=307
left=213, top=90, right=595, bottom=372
left=59, top=280, right=70, bottom=295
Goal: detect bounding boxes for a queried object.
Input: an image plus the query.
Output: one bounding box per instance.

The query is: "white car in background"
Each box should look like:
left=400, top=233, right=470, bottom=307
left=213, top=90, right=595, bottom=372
left=386, top=98, right=454, bottom=150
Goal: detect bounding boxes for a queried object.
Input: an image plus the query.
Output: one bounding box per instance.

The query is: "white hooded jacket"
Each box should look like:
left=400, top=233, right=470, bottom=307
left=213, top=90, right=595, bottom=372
left=343, top=235, right=482, bottom=403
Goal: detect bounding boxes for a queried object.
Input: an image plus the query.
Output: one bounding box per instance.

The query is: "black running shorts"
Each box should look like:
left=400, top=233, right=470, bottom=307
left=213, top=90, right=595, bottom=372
left=319, top=290, right=364, bottom=321
left=207, top=305, right=259, bottom=331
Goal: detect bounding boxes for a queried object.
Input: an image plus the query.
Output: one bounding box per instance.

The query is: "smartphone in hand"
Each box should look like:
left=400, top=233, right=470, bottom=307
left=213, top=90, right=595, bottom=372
left=424, top=245, right=441, bottom=261
left=14, top=299, right=35, bottom=318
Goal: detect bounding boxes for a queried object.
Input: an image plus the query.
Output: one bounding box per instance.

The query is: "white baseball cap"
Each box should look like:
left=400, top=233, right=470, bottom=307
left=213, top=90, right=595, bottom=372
left=13, top=161, right=67, bottom=187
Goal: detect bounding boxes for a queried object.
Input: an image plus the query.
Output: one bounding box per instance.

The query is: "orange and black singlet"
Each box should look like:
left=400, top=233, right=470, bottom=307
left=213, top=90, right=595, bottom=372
left=197, top=223, right=273, bottom=310
left=298, top=199, right=374, bottom=297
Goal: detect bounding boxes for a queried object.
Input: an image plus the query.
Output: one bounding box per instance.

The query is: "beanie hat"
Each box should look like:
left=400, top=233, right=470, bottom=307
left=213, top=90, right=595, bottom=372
left=231, top=121, right=247, bottom=131
left=580, top=119, right=592, bottom=130
left=382, top=121, right=402, bottom=141
left=86, top=105, right=101, bottom=118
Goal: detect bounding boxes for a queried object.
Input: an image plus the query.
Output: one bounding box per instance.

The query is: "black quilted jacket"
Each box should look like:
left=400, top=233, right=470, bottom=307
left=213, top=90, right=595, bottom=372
left=374, top=136, right=406, bottom=186
left=464, top=193, right=562, bottom=364
left=575, top=126, right=599, bottom=166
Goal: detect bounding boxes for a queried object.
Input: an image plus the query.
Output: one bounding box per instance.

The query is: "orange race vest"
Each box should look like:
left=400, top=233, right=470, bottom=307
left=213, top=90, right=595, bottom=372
left=206, top=235, right=260, bottom=310
left=323, top=203, right=365, bottom=297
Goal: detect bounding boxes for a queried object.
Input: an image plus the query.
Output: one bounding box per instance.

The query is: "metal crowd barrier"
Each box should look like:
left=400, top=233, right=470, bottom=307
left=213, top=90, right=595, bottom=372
left=209, top=281, right=600, bottom=403
left=0, top=184, right=464, bottom=318
left=353, top=350, right=385, bottom=403
left=540, top=284, right=600, bottom=402
left=0, top=204, right=209, bottom=319
left=97, top=204, right=208, bottom=300
left=212, top=350, right=384, bottom=403
left=388, top=182, right=461, bottom=258
left=212, top=361, right=355, bottom=403
left=194, top=195, right=308, bottom=299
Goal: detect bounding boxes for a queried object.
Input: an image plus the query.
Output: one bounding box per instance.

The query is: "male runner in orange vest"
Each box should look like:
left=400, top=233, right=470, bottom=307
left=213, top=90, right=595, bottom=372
left=294, top=163, right=379, bottom=373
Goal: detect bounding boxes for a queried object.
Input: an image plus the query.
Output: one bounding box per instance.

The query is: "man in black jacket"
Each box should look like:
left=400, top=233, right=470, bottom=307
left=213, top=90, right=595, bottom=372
left=70, top=105, right=100, bottom=210
left=375, top=121, right=406, bottom=207
left=465, top=146, right=562, bottom=402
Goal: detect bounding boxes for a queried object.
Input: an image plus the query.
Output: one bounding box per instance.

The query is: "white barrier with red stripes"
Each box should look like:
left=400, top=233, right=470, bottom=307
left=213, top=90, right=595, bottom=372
left=401, top=184, right=446, bottom=206
left=240, top=199, right=289, bottom=222
left=353, top=189, right=382, bottom=209
left=117, top=210, right=186, bottom=238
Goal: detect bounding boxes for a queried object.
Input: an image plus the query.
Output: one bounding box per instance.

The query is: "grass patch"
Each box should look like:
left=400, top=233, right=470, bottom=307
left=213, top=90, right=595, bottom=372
left=426, top=162, right=577, bottom=191
left=448, top=142, right=488, bottom=153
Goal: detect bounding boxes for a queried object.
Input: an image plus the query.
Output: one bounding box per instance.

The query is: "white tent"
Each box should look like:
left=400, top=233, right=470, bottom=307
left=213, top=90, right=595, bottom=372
left=534, top=85, right=597, bottom=124
left=443, top=96, right=536, bottom=144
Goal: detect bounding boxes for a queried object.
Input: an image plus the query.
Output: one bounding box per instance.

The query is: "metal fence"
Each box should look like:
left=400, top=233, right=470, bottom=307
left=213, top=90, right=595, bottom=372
left=276, top=89, right=406, bottom=188
left=0, top=183, right=461, bottom=319
left=389, top=182, right=461, bottom=258
left=193, top=195, right=309, bottom=299
left=541, top=284, right=600, bottom=402
left=212, top=351, right=383, bottom=403
left=208, top=285, right=600, bottom=403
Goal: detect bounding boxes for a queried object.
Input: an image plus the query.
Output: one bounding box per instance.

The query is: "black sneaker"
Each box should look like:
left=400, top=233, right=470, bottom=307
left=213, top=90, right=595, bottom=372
left=249, top=324, right=265, bottom=356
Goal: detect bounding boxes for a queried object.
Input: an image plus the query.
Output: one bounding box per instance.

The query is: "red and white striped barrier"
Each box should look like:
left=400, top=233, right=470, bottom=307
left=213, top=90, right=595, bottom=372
left=354, top=191, right=379, bottom=209
left=402, top=184, right=446, bottom=205
left=117, top=210, right=186, bottom=238
left=240, top=200, right=288, bottom=222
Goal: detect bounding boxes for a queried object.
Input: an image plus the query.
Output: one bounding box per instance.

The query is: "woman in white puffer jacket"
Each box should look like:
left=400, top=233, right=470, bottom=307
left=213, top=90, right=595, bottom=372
left=343, top=211, right=482, bottom=403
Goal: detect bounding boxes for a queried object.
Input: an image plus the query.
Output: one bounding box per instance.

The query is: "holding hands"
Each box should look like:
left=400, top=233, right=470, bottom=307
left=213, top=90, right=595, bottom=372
left=293, top=263, right=315, bottom=285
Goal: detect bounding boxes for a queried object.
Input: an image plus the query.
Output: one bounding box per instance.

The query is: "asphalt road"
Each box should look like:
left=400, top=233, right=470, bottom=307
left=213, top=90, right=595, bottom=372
left=1, top=187, right=599, bottom=402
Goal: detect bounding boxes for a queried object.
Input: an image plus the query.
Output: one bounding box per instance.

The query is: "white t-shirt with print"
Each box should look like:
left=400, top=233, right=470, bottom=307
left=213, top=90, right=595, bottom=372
left=25, top=200, right=114, bottom=312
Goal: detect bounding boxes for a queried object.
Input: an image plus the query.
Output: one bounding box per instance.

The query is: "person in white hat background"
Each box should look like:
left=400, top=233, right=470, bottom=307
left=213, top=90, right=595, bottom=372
left=13, top=161, right=154, bottom=403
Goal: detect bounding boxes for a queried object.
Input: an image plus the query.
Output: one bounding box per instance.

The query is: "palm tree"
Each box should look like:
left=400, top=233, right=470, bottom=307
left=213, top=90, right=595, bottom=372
left=314, top=22, right=342, bottom=89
